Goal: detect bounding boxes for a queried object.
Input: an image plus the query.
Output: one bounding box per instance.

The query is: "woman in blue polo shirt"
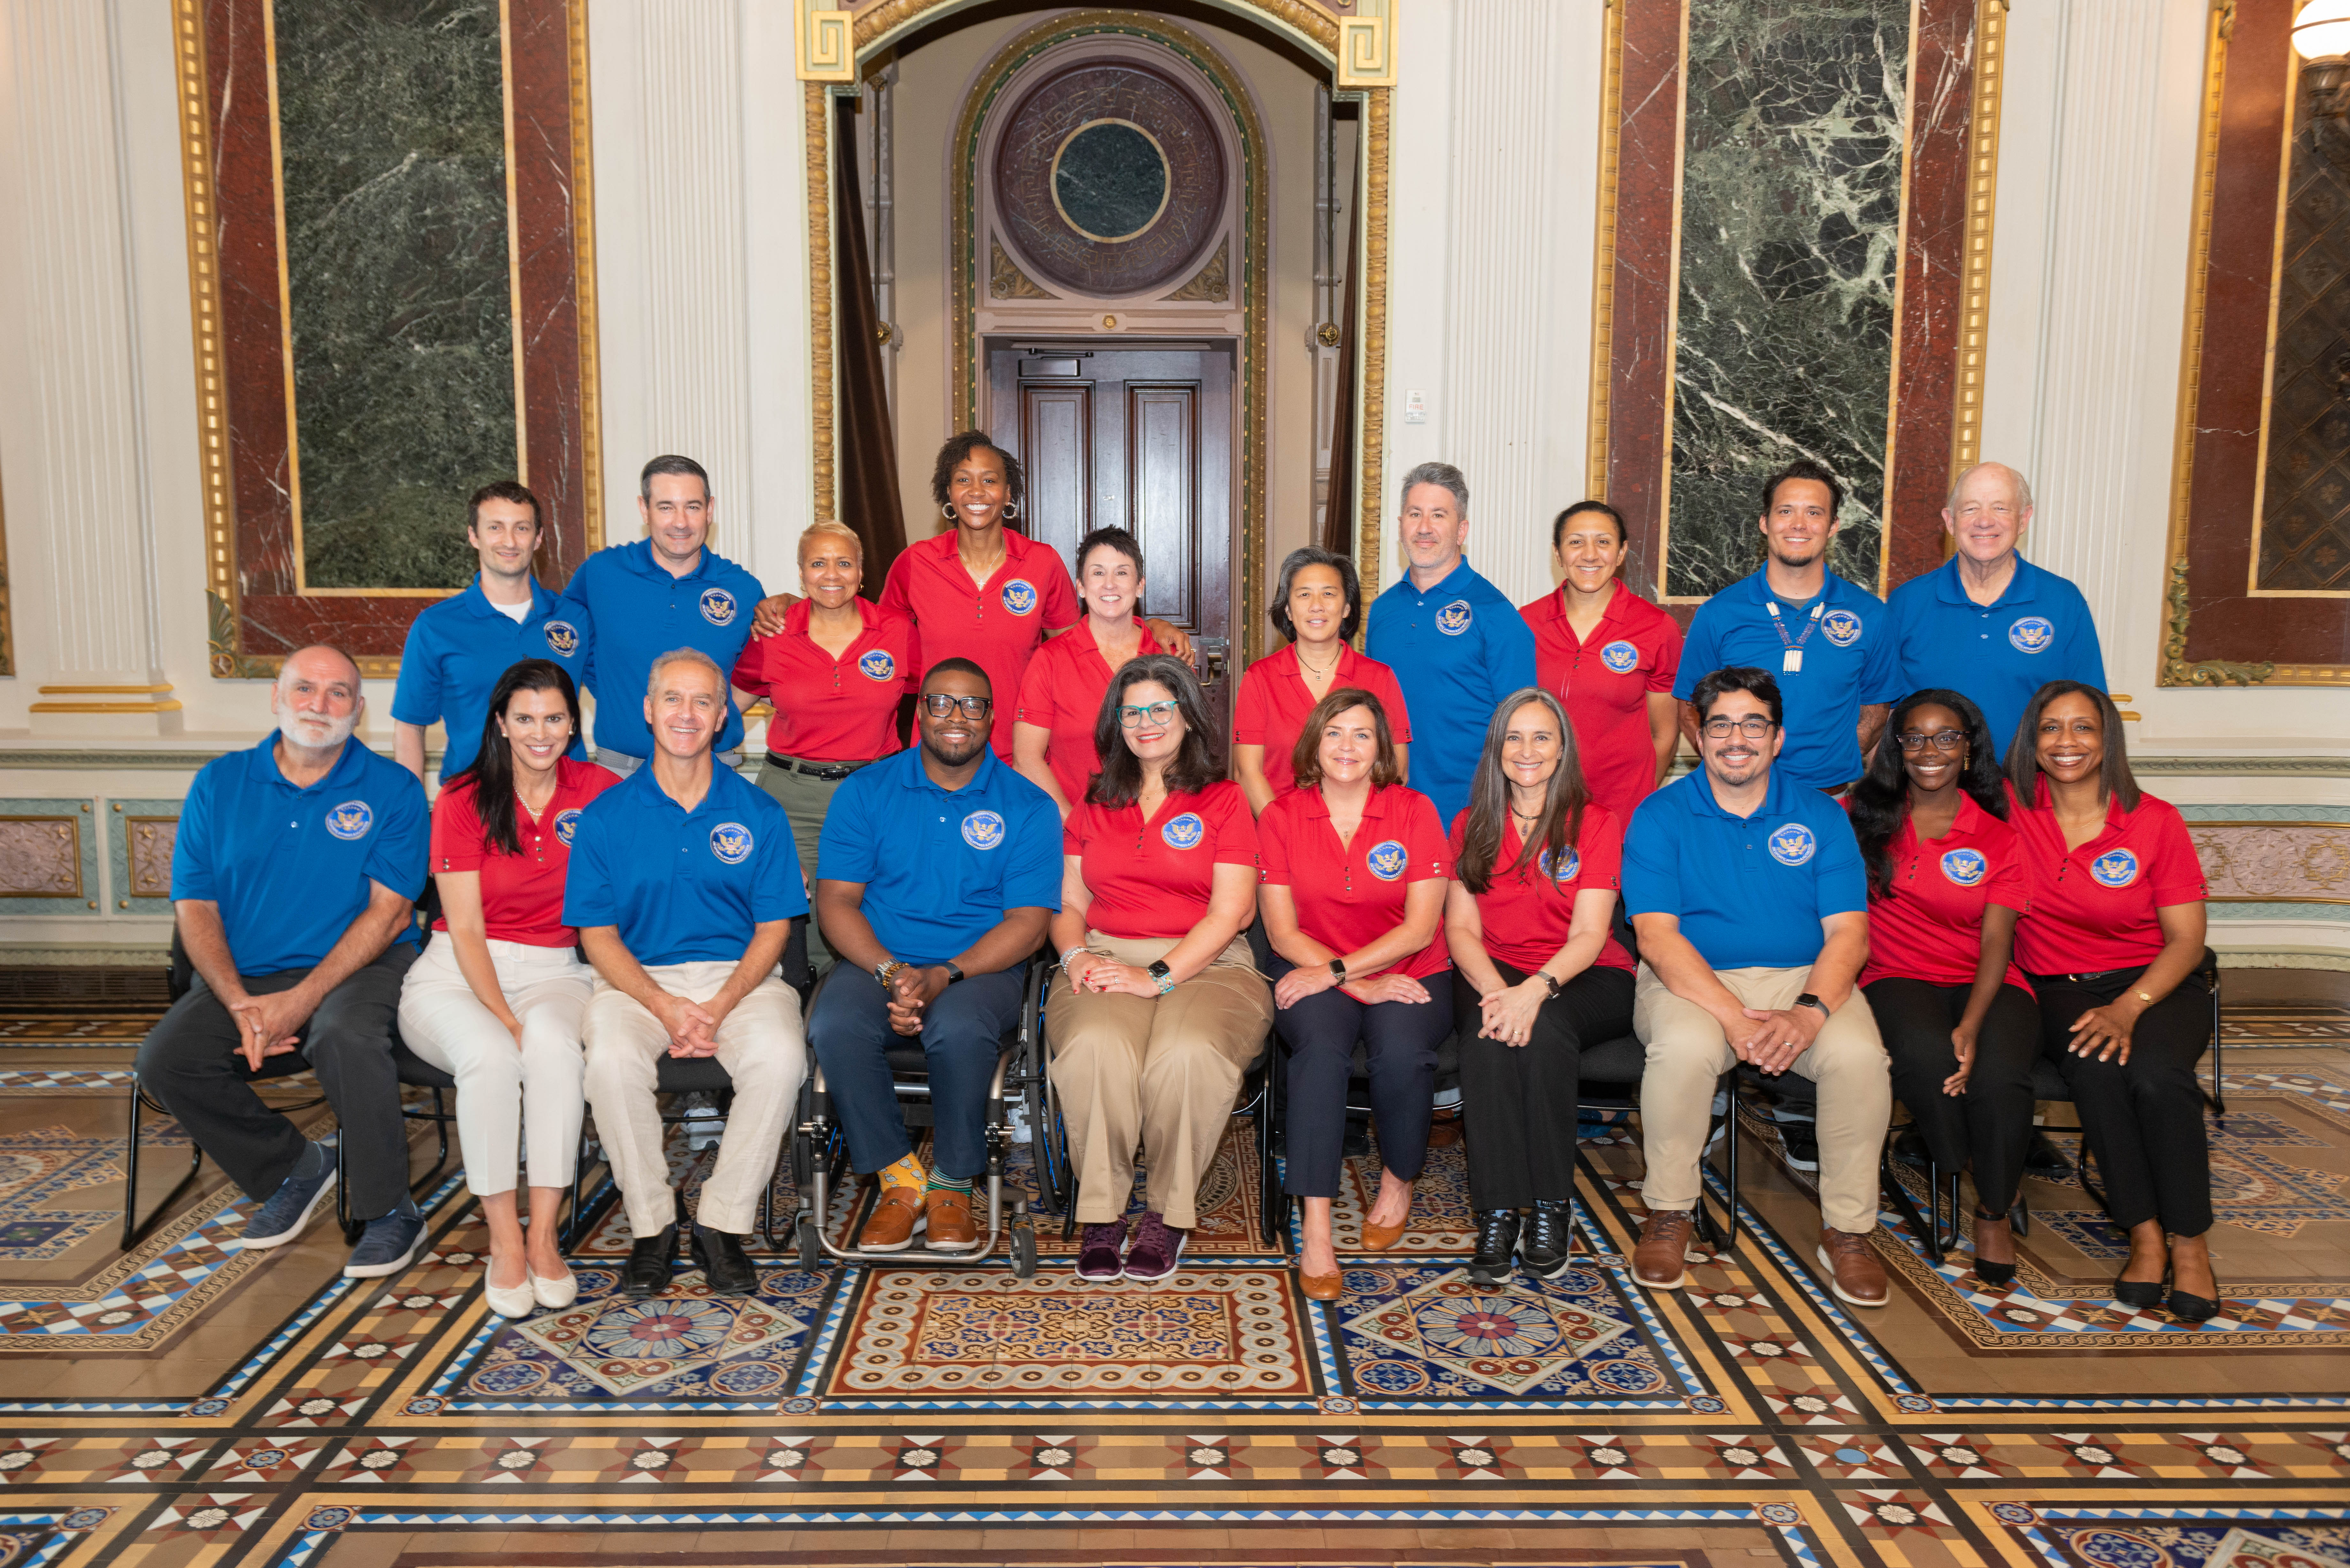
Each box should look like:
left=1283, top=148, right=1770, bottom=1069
left=398, top=661, right=620, bottom=1318
left=1845, top=689, right=2038, bottom=1287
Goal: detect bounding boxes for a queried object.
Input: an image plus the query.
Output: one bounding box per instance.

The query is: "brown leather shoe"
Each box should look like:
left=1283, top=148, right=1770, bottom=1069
left=1359, top=1215, right=1408, bottom=1251
left=924, top=1187, right=979, bottom=1251
left=859, top=1185, right=922, bottom=1251
left=1816, top=1226, right=1889, bottom=1308
left=1632, top=1209, right=1699, bottom=1291
left=1299, top=1268, right=1343, bottom=1301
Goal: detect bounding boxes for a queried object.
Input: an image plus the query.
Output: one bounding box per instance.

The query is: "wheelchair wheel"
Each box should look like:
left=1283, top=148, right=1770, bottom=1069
left=1009, top=1216, right=1038, bottom=1279
left=795, top=1212, right=822, bottom=1270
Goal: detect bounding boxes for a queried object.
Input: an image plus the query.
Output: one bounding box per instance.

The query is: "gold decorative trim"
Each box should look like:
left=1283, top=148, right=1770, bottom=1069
left=854, top=0, right=1341, bottom=60
left=794, top=0, right=854, bottom=82
left=1950, top=0, right=2006, bottom=478
left=1584, top=0, right=1627, bottom=506
left=1652, top=0, right=1697, bottom=603
left=2187, top=818, right=2350, bottom=905
left=175, top=0, right=240, bottom=672
left=1336, top=0, right=1394, bottom=88
left=568, top=0, right=605, bottom=555
left=501, top=1, right=529, bottom=494
left=2164, top=562, right=2274, bottom=687
left=1355, top=85, right=1389, bottom=592
left=1164, top=235, right=1231, bottom=301
left=806, top=80, right=838, bottom=526
left=990, top=237, right=1054, bottom=300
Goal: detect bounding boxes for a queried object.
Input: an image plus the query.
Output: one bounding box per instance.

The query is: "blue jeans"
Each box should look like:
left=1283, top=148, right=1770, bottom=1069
left=808, top=964, right=1026, bottom=1180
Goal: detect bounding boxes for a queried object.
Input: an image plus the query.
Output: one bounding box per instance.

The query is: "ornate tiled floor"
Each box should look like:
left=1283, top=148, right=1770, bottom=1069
left=0, top=997, right=2345, bottom=1568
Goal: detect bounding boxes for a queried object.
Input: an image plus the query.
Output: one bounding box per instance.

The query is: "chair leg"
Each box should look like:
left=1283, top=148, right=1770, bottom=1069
left=2206, top=982, right=2227, bottom=1118
left=121, top=1079, right=205, bottom=1253
left=1881, top=1142, right=1941, bottom=1260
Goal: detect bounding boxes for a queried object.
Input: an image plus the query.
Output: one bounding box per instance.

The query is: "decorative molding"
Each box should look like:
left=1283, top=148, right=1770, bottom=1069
left=805, top=80, right=838, bottom=527
left=0, top=819, right=84, bottom=899
left=1165, top=236, right=1231, bottom=301
left=990, top=238, right=1053, bottom=300
left=2164, top=561, right=2277, bottom=687
left=1585, top=0, right=1627, bottom=509
left=2189, top=820, right=2350, bottom=904
left=2134, top=755, right=2350, bottom=775
left=1949, top=0, right=2006, bottom=478
left=1355, top=86, right=1389, bottom=593
left=794, top=0, right=854, bottom=82
left=1337, top=1, right=1396, bottom=90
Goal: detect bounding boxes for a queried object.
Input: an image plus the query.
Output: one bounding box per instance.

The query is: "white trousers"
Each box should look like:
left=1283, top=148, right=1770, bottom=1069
left=396, top=936, right=594, bottom=1197
left=581, top=960, right=807, bottom=1237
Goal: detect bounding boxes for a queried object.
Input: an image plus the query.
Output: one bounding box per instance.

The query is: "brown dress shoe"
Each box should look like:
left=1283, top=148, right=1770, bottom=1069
left=1299, top=1268, right=1343, bottom=1301
left=1632, top=1209, right=1699, bottom=1290
left=924, top=1187, right=980, bottom=1251
left=1359, top=1215, right=1408, bottom=1251
left=1816, top=1226, right=1889, bottom=1308
left=859, top=1186, right=922, bottom=1251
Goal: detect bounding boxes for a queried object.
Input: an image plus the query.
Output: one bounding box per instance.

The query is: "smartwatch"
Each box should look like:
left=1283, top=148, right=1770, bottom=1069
left=943, top=962, right=965, bottom=984
left=1793, top=992, right=1830, bottom=1018
left=1328, top=958, right=1347, bottom=983
left=1146, top=959, right=1172, bottom=982
left=1540, top=971, right=1564, bottom=999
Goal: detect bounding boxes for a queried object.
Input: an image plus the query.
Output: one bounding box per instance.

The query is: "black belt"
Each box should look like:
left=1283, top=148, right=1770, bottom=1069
left=2029, top=967, right=2135, bottom=985
left=765, top=752, right=871, bottom=782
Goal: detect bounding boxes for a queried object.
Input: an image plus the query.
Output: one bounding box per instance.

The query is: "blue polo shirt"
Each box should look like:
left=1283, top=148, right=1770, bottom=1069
left=1622, top=766, right=1867, bottom=970
left=817, top=746, right=1061, bottom=966
left=390, top=574, right=590, bottom=777
left=1364, top=557, right=1538, bottom=825
left=555, top=539, right=766, bottom=760
left=1673, top=569, right=1901, bottom=791
left=561, top=764, right=807, bottom=966
left=170, top=737, right=428, bottom=976
left=1885, top=553, right=2105, bottom=758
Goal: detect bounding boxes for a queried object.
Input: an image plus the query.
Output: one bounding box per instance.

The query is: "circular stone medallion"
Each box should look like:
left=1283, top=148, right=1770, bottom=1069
left=1052, top=120, right=1170, bottom=241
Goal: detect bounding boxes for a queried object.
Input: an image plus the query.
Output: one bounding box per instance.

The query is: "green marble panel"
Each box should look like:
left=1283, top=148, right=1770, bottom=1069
left=1667, top=0, right=1907, bottom=599
left=277, top=0, right=514, bottom=590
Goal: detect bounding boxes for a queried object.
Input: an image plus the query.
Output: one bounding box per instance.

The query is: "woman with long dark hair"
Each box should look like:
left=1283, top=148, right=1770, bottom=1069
left=1045, top=655, right=1271, bottom=1281
left=1445, top=687, right=1636, bottom=1283
left=397, top=660, right=620, bottom=1317
left=1845, top=688, right=2038, bottom=1286
left=2007, top=681, right=2218, bottom=1320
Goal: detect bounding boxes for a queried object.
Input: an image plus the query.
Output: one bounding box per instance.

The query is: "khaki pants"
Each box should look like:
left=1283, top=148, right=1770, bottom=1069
left=1632, top=962, right=1890, bottom=1234
left=753, top=756, right=860, bottom=972
left=1045, top=932, right=1272, bottom=1228
left=582, top=960, right=807, bottom=1237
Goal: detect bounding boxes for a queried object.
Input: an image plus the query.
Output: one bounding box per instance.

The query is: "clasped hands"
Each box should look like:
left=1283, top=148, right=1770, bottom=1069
left=1721, top=1002, right=1825, bottom=1075
left=648, top=991, right=733, bottom=1057
left=885, top=965, right=956, bottom=1036
left=224, top=987, right=316, bottom=1073
left=1062, top=953, right=1162, bottom=998
left=1272, top=961, right=1424, bottom=1010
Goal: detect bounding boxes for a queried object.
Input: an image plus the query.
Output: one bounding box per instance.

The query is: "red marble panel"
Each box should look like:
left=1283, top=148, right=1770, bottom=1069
left=1602, top=0, right=1685, bottom=605
left=510, top=0, right=596, bottom=589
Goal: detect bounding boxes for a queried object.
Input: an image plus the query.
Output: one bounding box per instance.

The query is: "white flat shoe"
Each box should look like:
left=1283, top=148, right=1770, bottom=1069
left=529, top=1267, right=577, bottom=1310
left=484, top=1274, right=538, bottom=1319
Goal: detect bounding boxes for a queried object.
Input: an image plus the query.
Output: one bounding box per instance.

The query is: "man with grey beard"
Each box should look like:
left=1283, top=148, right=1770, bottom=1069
left=136, top=645, right=433, bottom=1278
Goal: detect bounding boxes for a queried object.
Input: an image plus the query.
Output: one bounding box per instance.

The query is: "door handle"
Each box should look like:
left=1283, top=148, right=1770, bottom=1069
left=1194, top=635, right=1230, bottom=688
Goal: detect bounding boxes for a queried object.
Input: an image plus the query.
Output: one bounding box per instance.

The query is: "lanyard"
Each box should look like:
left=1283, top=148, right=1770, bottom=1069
left=1765, top=598, right=1824, bottom=672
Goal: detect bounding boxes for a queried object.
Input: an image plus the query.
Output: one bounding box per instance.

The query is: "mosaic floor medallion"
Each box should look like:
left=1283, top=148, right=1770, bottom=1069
left=1335, top=1262, right=1677, bottom=1402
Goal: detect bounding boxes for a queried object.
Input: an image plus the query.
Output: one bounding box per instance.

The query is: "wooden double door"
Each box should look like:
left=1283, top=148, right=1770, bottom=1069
left=986, top=342, right=1237, bottom=756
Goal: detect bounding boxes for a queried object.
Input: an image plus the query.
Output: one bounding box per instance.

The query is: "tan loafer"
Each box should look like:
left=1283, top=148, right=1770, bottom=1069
left=1299, top=1268, right=1343, bottom=1301
left=859, top=1186, right=923, bottom=1251
left=1359, top=1216, right=1408, bottom=1251
left=923, top=1188, right=979, bottom=1251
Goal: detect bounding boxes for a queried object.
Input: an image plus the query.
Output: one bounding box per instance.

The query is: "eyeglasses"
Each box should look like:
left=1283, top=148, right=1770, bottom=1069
left=1699, top=715, right=1775, bottom=740
left=921, top=693, right=993, bottom=719
left=1895, top=729, right=1967, bottom=753
left=1117, top=700, right=1181, bottom=728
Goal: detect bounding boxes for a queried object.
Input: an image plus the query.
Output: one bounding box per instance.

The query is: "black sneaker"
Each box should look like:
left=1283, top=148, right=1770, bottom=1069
left=1520, top=1200, right=1574, bottom=1278
left=1778, top=1121, right=1820, bottom=1173
left=342, top=1209, right=427, bottom=1279
left=240, top=1144, right=337, bottom=1249
left=1467, top=1210, right=1519, bottom=1285
left=622, top=1223, right=680, bottom=1298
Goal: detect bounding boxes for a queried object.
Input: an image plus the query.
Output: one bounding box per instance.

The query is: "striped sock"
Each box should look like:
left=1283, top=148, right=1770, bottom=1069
left=924, top=1171, right=974, bottom=1195
left=877, top=1153, right=925, bottom=1191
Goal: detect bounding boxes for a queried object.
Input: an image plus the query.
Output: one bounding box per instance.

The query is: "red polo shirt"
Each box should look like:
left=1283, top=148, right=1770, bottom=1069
left=1520, top=583, right=1682, bottom=823
left=430, top=757, right=622, bottom=946
left=1854, top=792, right=2032, bottom=991
left=1232, top=642, right=1414, bottom=798
left=729, top=597, right=913, bottom=762
left=1258, top=784, right=1452, bottom=978
left=1446, top=804, right=1635, bottom=976
left=876, top=529, right=1080, bottom=759
left=2007, top=779, right=2208, bottom=974
left=1015, top=619, right=1164, bottom=803
left=1065, top=779, right=1256, bottom=940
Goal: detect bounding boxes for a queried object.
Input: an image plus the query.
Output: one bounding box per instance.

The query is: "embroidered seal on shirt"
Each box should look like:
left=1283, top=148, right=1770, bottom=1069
left=1435, top=600, right=1474, bottom=636
left=699, top=587, right=738, bottom=627
left=1600, top=640, right=1639, bottom=674
left=1940, top=847, right=1988, bottom=886
left=1162, top=812, right=1206, bottom=850
left=961, top=810, right=1007, bottom=850
left=2008, top=616, right=2055, bottom=654
left=857, top=649, right=897, bottom=682
left=710, top=822, right=754, bottom=864
left=1820, top=609, right=1863, bottom=647
left=542, top=619, right=581, bottom=656
left=1539, top=847, right=1583, bottom=883
left=2091, top=848, right=2140, bottom=888
left=1766, top=822, right=1817, bottom=866
left=1366, top=840, right=1409, bottom=881
left=324, top=800, right=375, bottom=841
left=553, top=808, right=583, bottom=846
left=1000, top=579, right=1039, bottom=616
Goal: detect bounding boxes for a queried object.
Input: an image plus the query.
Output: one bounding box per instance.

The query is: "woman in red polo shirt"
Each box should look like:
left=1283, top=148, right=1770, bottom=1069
left=2008, top=681, right=2217, bottom=1320
left=1444, top=688, right=1635, bottom=1285
left=1046, top=654, right=1271, bottom=1282
left=1261, top=689, right=1452, bottom=1300
left=732, top=521, right=914, bottom=969
left=1233, top=547, right=1411, bottom=812
left=1845, top=689, right=2038, bottom=1288
left=1014, top=525, right=1162, bottom=816
left=397, top=661, right=620, bottom=1318
left=1519, top=501, right=1682, bottom=823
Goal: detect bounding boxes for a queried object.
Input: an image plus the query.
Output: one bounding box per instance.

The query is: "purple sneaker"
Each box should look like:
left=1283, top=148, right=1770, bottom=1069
left=1076, top=1220, right=1126, bottom=1282
left=1121, top=1211, right=1186, bottom=1282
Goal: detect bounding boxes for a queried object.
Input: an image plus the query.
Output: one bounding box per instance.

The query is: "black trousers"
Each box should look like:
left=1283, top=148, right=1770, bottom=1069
left=1453, top=961, right=1635, bottom=1210
left=135, top=944, right=419, bottom=1220
left=1863, top=976, right=2040, bottom=1215
left=2031, top=964, right=2215, bottom=1236
left=1272, top=956, right=1452, bottom=1199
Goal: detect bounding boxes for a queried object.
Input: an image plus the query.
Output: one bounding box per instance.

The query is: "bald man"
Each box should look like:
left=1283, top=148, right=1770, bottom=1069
left=137, top=646, right=432, bottom=1278
left=1885, top=463, right=2105, bottom=758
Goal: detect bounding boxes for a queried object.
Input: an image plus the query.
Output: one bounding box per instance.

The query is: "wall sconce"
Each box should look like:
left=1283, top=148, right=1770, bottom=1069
left=2294, top=0, right=2350, bottom=60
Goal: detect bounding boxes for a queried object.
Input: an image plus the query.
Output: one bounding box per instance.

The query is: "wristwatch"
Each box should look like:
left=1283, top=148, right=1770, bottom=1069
left=1540, top=971, right=1564, bottom=999
left=943, top=962, right=965, bottom=984
left=1793, top=992, right=1830, bottom=1018
left=1328, top=958, right=1347, bottom=983
left=875, top=959, right=906, bottom=989
left=1146, top=959, right=1172, bottom=982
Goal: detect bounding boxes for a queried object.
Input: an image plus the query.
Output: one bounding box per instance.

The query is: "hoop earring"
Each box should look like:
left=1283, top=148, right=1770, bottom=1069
left=942, top=503, right=956, bottom=521
left=1002, top=502, right=1020, bottom=520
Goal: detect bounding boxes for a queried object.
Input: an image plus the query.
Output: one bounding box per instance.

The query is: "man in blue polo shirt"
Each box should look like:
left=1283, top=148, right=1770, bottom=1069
left=390, top=479, right=590, bottom=782
left=1623, top=666, right=1890, bottom=1309
left=1364, top=462, right=1539, bottom=824
left=1885, top=462, right=2105, bottom=758
left=138, top=645, right=431, bottom=1278
left=809, top=657, right=1058, bottom=1254
left=556, top=455, right=766, bottom=773
left=1675, top=460, right=1903, bottom=794
left=566, top=647, right=808, bottom=1299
